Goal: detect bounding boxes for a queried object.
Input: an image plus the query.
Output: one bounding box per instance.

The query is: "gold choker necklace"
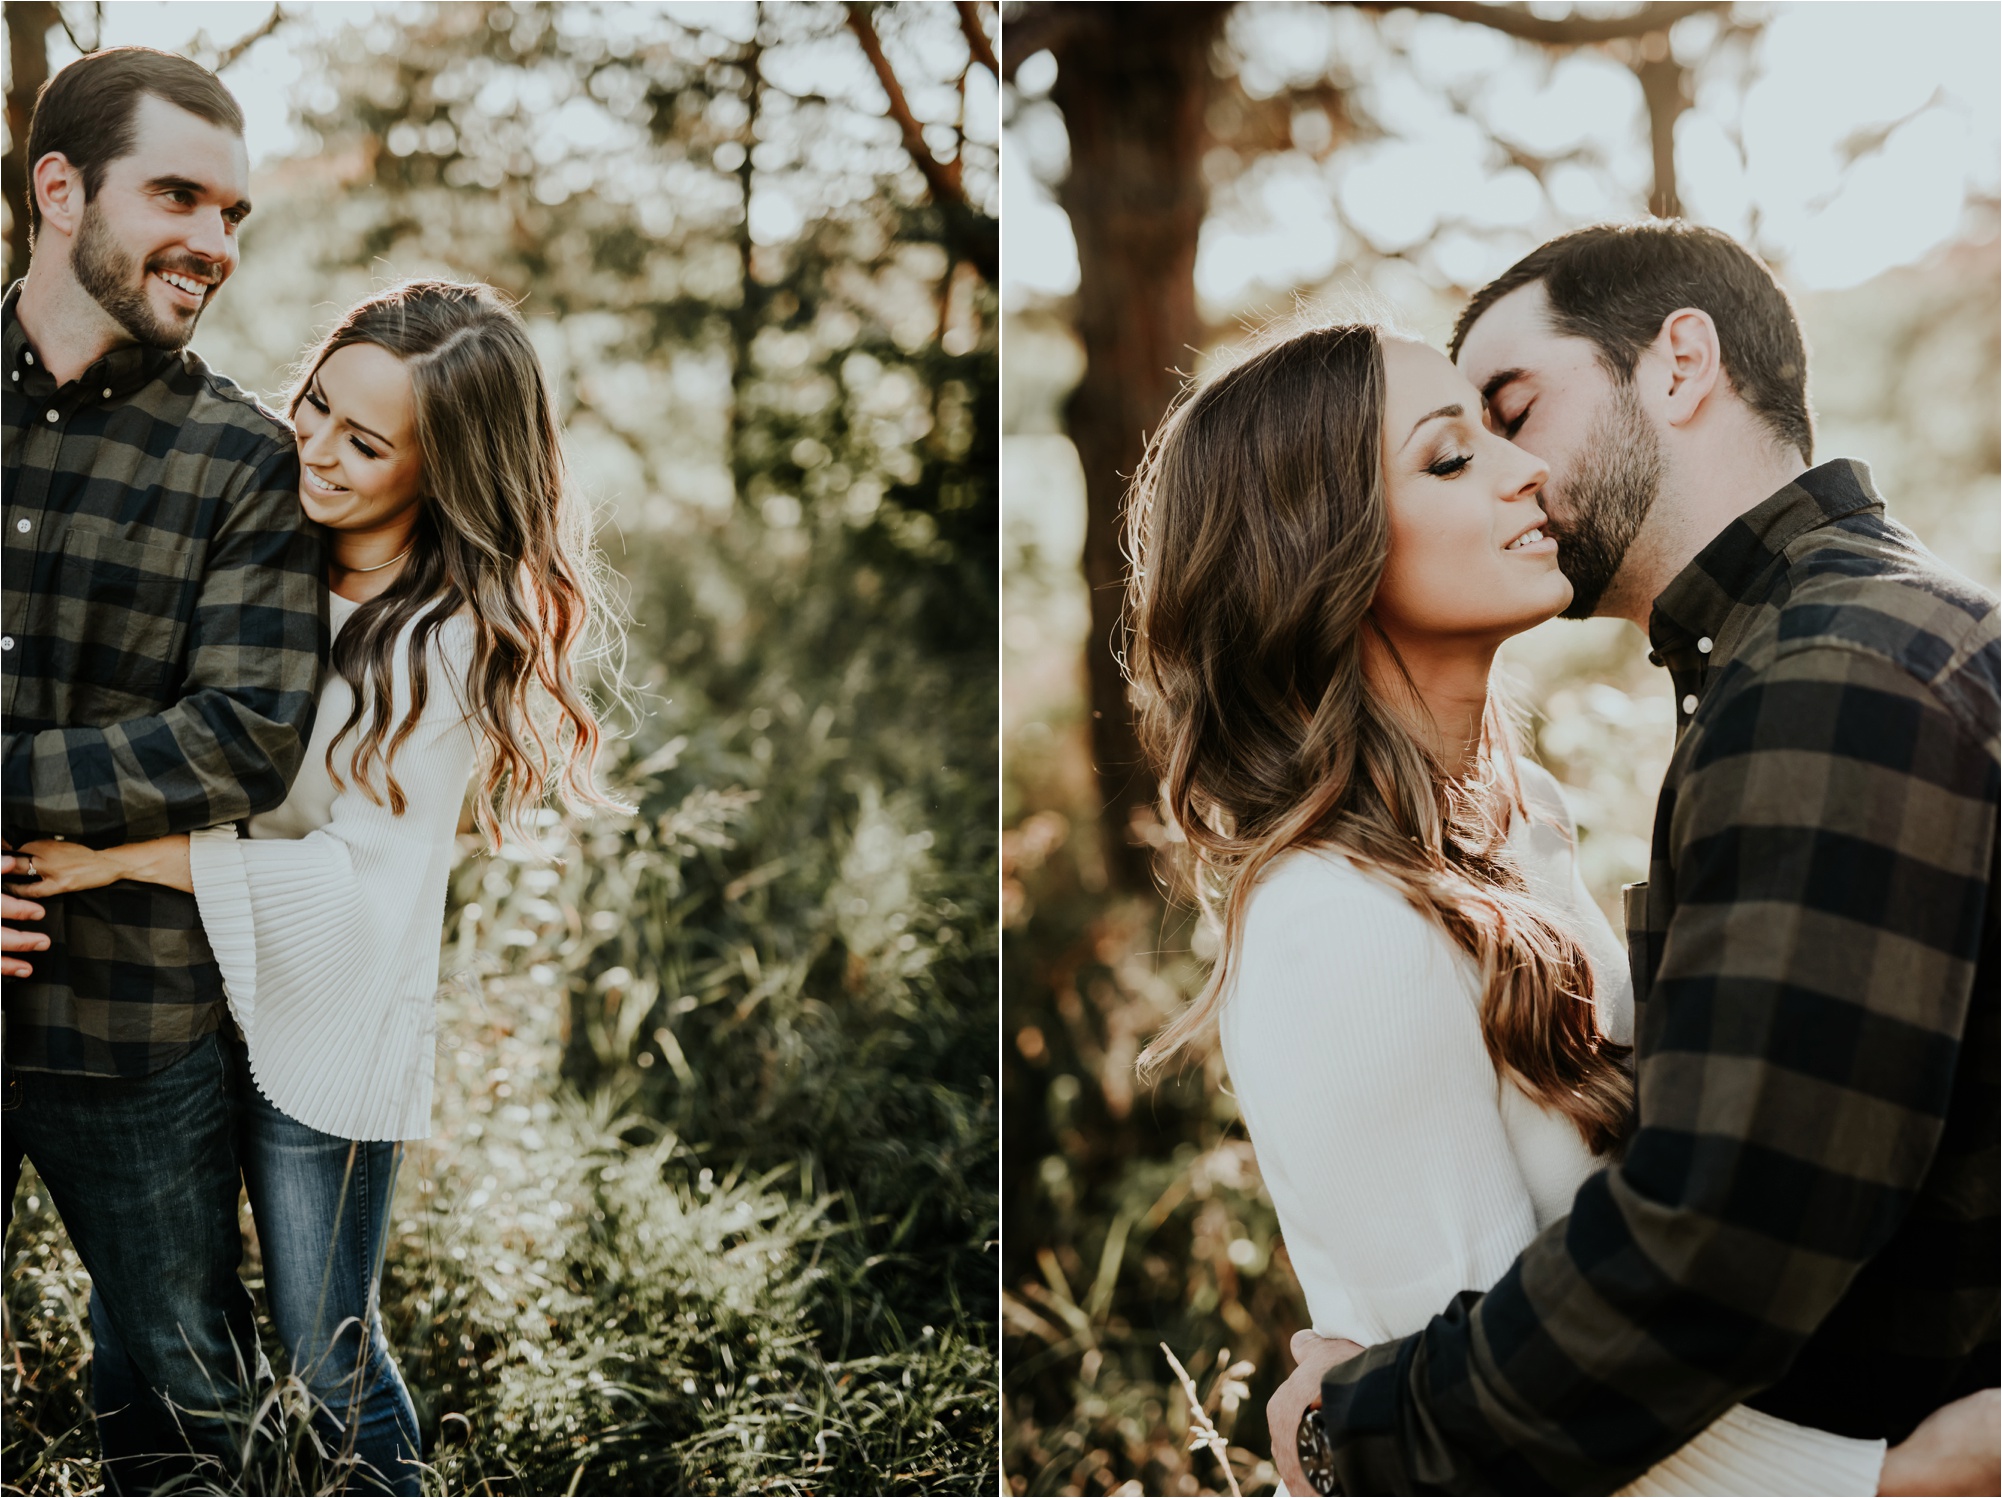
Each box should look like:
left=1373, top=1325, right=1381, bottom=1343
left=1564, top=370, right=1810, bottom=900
left=342, top=543, right=414, bottom=574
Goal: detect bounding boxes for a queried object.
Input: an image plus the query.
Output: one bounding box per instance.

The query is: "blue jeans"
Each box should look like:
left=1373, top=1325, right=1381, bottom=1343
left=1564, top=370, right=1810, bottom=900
left=7, top=1028, right=261, bottom=1494
left=236, top=1057, right=422, bottom=1496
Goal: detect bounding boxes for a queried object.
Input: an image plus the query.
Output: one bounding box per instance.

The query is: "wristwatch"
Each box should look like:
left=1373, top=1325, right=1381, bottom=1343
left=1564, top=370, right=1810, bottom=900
left=1296, top=1400, right=1340, bottom=1495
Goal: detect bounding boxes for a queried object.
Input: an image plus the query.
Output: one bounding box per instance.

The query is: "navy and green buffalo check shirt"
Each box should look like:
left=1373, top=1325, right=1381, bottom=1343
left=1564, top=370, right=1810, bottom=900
left=1317, top=459, right=1999, bottom=1493
left=2, top=285, right=326, bottom=1079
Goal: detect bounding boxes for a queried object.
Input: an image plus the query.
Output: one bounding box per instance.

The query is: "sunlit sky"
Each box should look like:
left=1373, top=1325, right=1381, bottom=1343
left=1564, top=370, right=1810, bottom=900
left=1004, top=2, right=2001, bottom=305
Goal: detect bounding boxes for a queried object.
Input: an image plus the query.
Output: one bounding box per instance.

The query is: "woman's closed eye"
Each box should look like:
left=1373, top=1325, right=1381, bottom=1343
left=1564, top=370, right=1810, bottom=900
left=303, top=387, right=381, bottom=458
left=1426, top=451, right=1472, bottom=479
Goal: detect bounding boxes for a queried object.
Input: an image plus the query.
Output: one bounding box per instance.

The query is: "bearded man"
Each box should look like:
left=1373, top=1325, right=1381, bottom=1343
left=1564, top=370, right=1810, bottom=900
left=1, top=46, right=325, bottom=1494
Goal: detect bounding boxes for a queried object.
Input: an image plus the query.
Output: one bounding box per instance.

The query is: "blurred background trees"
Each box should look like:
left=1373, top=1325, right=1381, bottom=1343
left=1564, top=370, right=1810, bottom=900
left=999, top=2, right=1998, bottom=1492
left=3, top=2, right=998, bottom=1493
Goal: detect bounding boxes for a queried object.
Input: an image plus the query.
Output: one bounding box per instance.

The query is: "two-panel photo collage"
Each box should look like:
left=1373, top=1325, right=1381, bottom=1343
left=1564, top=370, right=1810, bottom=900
left=1, top=3, right=1996, bottom=1496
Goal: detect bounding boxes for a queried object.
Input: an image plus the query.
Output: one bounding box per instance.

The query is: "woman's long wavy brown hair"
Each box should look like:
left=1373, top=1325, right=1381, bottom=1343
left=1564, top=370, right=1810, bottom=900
left=1125, top=323, right=1632, bottom=1154
left=291, top=279, right=629, bottom=847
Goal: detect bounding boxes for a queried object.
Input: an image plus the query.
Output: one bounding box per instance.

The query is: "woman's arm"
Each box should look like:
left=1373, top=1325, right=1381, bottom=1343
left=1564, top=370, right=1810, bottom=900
left=1222, top=854, right=1543, bottom=1346
left=186, top=615, right=479, bottom=1140
left=13, top=834, right=193, bottom=895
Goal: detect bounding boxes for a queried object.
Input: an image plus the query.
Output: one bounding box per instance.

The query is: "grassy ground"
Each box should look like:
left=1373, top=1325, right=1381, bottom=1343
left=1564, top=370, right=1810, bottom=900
left=3, top=517, right=999, bottom=1496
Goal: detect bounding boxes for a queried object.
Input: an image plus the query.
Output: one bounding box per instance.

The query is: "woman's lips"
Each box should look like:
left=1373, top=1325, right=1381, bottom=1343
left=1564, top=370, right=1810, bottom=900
left=1503, top=526, right=1557, bottom=554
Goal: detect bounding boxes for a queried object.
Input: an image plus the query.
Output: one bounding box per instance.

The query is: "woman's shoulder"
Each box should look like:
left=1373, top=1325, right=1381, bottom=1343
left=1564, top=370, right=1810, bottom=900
left=1512, top=756, right=1575, bottom=833
left=1223, top=844, right=1483, bottom=1066
left=1235, top=843, right=1461, bottom=991
left=1246, top=842, right=1413, bottom=921
left=373, top=600, right=478, bottom=717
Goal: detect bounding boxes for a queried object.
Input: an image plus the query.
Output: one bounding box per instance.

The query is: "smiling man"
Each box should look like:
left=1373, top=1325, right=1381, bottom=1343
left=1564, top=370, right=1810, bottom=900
left=0, top=46, right=325, bottom=1494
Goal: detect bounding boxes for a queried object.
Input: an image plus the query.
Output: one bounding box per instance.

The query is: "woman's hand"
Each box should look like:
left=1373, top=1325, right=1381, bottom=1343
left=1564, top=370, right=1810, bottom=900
left=12, top=840, right=124, bottom=896
left=1269, top=1329, right=1365, bottom=1496
left=1878, top=1388, right=1999, bottom=1496
left=12, top=835, right=195, bottom=898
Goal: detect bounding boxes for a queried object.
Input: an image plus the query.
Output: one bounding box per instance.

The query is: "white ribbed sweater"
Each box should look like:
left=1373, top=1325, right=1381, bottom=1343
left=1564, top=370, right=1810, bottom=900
left=1222, top=760, right=1886, bottom=1497
left=189, top=591, right=477, bottom=1142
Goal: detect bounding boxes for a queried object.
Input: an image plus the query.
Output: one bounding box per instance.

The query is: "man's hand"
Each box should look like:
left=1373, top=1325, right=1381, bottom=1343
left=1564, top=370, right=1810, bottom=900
left=1878, top=1388, right=1999, bottom=1496
left=1, top=854, right=51, bottom=979
left=1269, top=1329, right=1364, bottom=1495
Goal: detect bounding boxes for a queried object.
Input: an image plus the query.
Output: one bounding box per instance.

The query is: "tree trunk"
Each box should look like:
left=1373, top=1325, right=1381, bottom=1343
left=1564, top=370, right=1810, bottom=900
left=1634, top=46, right=1688, bottom=218
left=4, top=2, right=57, bottom=285
left=1047, top=2, right=1225, bottom=891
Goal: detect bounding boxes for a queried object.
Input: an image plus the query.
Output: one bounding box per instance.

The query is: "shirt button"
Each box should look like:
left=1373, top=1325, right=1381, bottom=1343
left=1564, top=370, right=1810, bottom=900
left=23, top=351, right=34, bottom=365
left=0, top=637, right=13, bottom=651
left=44, top=409, right=57, bottom=423
left=1697, top=637, right=1713, bottom=654
left=1682, top=694, right=1699, bottom=714
left=14, top=519, right=28, bottom=533
left=8, top=370, right=15, bottom=382
left=101, top=387, right=112, bottom=399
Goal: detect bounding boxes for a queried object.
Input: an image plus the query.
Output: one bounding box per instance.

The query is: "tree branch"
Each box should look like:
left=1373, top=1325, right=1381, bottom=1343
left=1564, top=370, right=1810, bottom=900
left=1348, top=0, right=1727, bottom=46
left=1000, top=4, right=1086, bottom=82
left=954, top=0, right=998, bottom=79
left=846, top=2, right=965, bottom=201
left=213, top=4, right=285, bottom=72
left=845, top=2, right=995, bottom=283
left=55, top=1, right=99, bottom=55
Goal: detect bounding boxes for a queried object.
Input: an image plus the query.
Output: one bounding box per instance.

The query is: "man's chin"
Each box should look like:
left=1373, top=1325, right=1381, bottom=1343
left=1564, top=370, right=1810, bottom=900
left=115, top=298, right=200, bottom=352
left=1558, top=594, right=1601, bottom=621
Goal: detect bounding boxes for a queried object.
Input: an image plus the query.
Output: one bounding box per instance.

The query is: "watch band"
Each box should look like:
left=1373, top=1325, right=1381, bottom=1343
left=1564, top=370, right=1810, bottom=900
left=1296, top=1401, right=1340, bottom=1496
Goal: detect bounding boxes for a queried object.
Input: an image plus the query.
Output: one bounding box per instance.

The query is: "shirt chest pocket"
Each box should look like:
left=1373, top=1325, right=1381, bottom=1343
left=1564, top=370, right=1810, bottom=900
left=1622, top=879, right=1652, bottom=1016
left=51, top=524, right=198, bottom=712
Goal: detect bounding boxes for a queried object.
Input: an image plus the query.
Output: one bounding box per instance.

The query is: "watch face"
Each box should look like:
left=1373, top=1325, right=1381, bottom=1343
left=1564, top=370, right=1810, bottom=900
left=1296, top=1404, right=1338, bottom=1495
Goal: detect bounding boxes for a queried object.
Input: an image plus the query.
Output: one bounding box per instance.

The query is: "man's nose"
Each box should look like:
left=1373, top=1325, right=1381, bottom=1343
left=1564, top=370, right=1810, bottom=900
left=182, top=210, right=233, bottom=269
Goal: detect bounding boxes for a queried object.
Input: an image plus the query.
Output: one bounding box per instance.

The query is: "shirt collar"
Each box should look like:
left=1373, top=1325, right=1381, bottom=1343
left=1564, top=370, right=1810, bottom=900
left=4, top=280, right=174, bottom=402
left=1649, top=458, right=1884, bottom=657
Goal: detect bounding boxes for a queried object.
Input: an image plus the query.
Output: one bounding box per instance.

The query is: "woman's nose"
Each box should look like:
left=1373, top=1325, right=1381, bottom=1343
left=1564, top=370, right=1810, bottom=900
left=1513, top=451, right=1549, bottom=501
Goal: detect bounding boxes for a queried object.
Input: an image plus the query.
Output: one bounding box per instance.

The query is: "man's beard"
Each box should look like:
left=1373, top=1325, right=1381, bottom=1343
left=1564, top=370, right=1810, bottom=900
left=71, top=201, right=208, bottom=350
left=1547, top=381, right=1664, bottom=620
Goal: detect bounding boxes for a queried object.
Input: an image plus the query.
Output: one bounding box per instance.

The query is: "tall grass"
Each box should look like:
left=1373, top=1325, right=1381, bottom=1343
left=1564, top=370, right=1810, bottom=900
left=3, top=505, right=998, bottom=1495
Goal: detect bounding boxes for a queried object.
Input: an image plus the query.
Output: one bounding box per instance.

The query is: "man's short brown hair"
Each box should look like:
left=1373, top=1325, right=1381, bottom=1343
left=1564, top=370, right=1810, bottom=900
left=24, top=46, right=243, bottom=243
left=1450, top=221, right=1813, bottom=463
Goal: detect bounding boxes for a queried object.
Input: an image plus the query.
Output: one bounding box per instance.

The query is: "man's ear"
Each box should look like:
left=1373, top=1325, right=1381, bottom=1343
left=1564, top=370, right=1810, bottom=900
left=31, top=152, right=85, bottom=241
left=1655, top=307, right=1723, bottom=432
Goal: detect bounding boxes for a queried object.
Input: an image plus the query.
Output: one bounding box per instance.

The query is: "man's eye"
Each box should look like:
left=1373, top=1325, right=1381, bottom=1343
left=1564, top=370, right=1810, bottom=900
left=1502, top=404, right=1532, bottom=439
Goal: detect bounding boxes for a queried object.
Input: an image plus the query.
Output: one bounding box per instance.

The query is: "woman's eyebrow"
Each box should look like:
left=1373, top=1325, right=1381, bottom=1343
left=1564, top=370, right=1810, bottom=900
left=1400, top=404, right=1462, bottom=450
left=344, top=417, right=394, bottom=447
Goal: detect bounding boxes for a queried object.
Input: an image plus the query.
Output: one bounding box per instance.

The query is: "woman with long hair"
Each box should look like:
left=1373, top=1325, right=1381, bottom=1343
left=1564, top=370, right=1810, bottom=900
left=1122, top=323, right=1958, bottom=1495
left=16, top=280, right=626, bottom=1495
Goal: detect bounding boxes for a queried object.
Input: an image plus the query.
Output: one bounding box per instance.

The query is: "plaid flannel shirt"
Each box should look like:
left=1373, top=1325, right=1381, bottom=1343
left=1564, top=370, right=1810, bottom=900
left=2, top=285, right=326, bottom=1079
left=1317, top=459, right=1999, bottom=1494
